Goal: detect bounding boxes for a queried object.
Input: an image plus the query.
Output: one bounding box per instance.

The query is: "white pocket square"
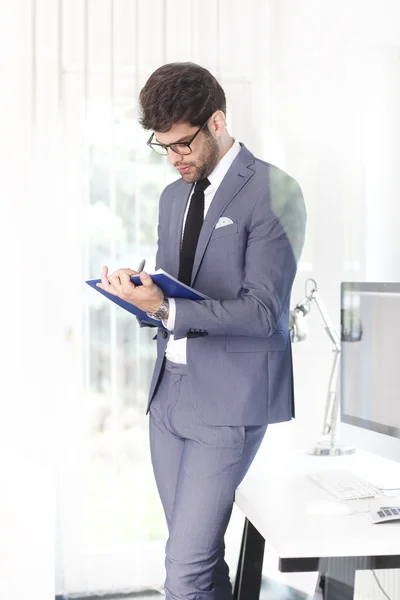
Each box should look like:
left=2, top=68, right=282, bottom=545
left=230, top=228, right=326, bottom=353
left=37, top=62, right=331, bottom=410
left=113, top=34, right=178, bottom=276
left=215, top=217, right=234, bottom=229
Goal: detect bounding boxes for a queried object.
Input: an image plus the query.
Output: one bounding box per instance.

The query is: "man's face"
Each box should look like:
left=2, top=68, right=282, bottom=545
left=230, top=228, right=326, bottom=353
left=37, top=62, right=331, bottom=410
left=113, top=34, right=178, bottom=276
left=154, top=122, right=220, bottom=183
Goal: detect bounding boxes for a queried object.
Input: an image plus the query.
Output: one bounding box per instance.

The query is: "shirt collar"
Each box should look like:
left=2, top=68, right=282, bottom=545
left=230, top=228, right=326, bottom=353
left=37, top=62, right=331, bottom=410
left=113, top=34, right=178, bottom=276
left=206, top=140, right=241, bottom=194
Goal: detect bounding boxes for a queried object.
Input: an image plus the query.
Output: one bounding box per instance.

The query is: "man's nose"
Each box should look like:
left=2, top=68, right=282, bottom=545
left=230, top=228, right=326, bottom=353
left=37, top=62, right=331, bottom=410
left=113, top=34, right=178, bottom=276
left=168, top=148, right=179, bottom=164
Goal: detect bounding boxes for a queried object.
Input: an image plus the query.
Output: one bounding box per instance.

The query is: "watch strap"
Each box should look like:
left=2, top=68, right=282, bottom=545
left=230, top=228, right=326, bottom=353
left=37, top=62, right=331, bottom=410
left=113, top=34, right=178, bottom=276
left=146, top=297, right=169, bottom=321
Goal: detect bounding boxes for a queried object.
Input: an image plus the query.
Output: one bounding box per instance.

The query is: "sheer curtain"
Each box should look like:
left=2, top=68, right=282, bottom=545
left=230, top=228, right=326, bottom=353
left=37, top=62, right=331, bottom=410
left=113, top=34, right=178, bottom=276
left=43, top=0, right=275, bottom=595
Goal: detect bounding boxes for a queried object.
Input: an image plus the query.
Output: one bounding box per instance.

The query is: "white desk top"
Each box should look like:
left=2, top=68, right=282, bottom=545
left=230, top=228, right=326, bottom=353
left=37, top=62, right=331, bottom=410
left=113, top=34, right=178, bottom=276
left=235, top=446, right=400, bottom=560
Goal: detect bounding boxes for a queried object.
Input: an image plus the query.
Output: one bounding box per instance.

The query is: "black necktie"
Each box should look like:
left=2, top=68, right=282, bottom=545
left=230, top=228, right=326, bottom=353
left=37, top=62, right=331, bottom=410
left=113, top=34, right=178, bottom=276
left=178, top=178, right=211, bottom=286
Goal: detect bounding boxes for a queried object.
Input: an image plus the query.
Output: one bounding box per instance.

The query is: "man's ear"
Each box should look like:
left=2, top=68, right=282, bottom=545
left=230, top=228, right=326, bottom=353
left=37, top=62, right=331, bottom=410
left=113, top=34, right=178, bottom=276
left=210, top=110, right=226, bottom=138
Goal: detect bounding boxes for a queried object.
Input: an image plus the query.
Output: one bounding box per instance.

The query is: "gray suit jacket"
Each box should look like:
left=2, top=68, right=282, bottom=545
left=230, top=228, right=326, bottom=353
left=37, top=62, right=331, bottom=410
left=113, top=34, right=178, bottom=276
left=140, top=144, right=306, bottom=426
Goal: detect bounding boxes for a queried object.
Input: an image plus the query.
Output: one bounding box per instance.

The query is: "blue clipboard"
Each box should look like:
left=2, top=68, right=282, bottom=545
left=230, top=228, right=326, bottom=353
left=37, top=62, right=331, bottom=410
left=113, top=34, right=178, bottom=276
left=86, top=269, right=208, bottom=326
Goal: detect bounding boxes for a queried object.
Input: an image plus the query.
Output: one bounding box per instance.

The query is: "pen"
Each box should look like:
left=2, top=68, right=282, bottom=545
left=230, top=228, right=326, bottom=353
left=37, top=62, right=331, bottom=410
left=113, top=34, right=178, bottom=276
left=136, top=259, right=146, bottom=273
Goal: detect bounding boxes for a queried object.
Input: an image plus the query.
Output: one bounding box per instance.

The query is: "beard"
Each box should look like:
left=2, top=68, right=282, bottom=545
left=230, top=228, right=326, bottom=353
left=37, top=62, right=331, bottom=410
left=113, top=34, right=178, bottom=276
left=178, top=134, right=220, bottom=183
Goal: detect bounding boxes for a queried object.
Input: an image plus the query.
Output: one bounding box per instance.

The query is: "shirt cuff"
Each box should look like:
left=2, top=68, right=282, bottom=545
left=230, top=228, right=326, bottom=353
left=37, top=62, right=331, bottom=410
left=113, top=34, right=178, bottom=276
left=162, top=298, right=176, bottom=331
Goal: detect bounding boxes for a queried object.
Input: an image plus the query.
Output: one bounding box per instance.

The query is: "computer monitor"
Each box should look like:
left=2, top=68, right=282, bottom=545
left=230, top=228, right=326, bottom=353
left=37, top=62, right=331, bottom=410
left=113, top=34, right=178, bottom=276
left=340, top=282, right=400, bottom=462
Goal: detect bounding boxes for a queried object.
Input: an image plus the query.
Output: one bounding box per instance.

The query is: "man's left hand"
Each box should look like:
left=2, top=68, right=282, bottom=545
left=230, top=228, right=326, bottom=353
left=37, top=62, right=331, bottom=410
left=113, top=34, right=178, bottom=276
left=96, top=266, right=165, bottom=314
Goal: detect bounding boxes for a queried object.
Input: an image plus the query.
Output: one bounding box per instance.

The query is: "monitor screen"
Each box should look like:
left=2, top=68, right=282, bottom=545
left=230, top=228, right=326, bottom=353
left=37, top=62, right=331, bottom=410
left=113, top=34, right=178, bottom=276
left=341, top=282, right=400, bottom=440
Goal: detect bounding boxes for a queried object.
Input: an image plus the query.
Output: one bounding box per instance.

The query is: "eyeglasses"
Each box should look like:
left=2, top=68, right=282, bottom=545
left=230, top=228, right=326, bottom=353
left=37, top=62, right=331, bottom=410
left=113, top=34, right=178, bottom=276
left=147, top=118, right=210, bottom=156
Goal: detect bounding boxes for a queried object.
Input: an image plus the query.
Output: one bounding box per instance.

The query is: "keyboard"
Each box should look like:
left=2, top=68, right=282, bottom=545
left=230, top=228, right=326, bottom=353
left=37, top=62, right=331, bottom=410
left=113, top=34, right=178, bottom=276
left=371, top=505, right=400, bottom=524
left=309, top=470, right=382, bottom=500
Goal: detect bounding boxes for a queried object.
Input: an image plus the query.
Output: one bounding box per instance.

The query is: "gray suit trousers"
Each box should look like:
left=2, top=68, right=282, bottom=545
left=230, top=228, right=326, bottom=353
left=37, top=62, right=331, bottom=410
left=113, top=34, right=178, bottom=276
left=149, top=360, right=267, bottom=600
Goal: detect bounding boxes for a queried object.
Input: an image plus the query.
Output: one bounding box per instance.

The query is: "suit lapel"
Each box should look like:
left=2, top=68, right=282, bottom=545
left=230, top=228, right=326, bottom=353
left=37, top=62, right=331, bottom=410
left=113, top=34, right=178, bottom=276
left=190, top=145, right=255, bottom=285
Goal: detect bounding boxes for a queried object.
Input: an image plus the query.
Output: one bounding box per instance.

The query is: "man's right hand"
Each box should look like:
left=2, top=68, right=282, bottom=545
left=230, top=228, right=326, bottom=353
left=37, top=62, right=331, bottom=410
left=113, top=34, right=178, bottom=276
left=96, top=266, right=139, bottom=296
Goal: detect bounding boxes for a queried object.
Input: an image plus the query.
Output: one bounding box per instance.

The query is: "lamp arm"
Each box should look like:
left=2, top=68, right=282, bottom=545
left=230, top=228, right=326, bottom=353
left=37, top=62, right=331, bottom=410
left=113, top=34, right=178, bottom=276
left=294, top=279, right=354, bottom=455
left=306, top=282, right=341, bottom=440
left=322, top=348, right=341, bottom=435
left=310, top=290, right=341, bottom=352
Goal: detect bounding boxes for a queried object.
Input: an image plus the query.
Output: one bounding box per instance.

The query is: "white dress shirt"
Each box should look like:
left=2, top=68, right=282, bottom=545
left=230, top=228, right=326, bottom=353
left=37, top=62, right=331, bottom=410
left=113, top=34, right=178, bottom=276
left=163, top=140, right=241, bottom=364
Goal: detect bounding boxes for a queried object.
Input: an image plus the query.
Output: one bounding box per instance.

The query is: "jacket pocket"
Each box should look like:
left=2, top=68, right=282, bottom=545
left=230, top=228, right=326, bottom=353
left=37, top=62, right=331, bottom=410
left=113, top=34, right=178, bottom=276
left=209, top=221, right=238, bottom=240
left=226, top=330, right=287, bottom=352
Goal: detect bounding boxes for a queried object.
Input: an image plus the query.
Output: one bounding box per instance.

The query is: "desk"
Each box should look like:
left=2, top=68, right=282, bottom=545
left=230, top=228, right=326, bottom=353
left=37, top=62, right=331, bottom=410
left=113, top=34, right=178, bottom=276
left=233, top=448, right=400, bottom=600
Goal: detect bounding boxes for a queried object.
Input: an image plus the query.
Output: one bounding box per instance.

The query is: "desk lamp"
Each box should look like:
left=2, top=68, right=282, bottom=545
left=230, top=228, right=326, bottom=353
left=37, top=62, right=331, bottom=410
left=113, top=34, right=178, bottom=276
left=290, top=278, right=355, bottom=456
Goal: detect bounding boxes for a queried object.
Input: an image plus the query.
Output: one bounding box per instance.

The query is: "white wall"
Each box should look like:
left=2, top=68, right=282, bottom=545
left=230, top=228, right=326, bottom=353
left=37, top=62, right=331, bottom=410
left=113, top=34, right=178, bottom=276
left=269, top=0, right=400, bottom=447
left=264, top=2, right=400, bottom=597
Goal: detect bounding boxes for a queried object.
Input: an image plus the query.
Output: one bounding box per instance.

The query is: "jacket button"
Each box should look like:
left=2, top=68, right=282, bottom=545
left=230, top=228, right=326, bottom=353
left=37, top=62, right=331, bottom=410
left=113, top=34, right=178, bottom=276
left=161, top=330, right=168, bottom=339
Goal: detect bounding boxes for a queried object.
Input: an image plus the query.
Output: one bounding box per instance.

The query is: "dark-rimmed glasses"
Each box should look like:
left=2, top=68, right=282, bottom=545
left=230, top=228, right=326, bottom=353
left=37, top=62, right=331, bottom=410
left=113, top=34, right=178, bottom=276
left=147, top=118, right=210, bottom=155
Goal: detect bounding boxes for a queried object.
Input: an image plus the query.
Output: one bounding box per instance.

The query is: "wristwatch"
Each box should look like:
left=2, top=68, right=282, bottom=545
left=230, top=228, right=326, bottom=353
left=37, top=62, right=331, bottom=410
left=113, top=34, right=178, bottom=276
left=146, top=297, right=169, bottom=321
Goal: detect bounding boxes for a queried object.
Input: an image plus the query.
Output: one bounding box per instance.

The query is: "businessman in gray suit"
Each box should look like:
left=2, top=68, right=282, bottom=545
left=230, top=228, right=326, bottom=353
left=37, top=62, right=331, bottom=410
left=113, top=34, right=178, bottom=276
left=97, top=62, right=306, bottom=600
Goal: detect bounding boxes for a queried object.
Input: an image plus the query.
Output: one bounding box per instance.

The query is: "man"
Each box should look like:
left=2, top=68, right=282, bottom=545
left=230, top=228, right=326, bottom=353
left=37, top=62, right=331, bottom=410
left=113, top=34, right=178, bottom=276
left=98, top=62, right=306, bottom=600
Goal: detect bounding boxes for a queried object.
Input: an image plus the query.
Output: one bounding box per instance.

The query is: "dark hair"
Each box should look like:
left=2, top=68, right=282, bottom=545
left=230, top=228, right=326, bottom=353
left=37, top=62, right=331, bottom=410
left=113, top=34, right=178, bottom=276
left=139, top=62, right=226, bottom=132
